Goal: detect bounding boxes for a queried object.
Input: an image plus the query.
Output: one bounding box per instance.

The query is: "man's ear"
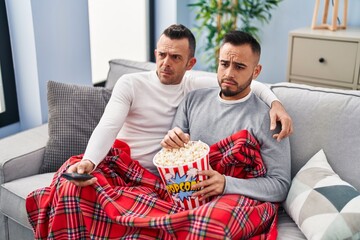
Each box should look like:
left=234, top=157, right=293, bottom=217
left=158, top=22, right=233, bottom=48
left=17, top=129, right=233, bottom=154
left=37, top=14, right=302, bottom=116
left=154, top=49, right=157, bottom=60
left=253, top=64, right=262, bottom=79
left=186, top=57, right=197, bottom=70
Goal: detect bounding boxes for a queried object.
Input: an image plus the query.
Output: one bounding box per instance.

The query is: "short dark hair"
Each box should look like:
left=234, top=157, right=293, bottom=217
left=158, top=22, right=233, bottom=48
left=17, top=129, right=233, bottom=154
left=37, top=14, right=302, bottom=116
left=162, top=24, right=196, bottom=58
left=221, top=31, right=261, bottom=58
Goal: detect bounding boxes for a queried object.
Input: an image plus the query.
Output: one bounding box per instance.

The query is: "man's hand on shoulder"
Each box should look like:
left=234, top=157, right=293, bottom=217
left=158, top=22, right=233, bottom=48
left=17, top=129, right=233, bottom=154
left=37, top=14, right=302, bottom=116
left=270, top=100, right=294, bottom=141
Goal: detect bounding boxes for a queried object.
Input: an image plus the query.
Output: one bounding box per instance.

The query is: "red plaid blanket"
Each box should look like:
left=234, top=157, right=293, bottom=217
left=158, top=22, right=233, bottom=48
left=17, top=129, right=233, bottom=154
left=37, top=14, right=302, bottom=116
left=27, top=130, right=279, bottom=239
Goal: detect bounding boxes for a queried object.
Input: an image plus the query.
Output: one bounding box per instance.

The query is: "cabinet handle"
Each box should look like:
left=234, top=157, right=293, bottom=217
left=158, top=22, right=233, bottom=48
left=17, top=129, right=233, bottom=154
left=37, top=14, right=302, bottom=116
left=319, top=57, right=325, bottom=63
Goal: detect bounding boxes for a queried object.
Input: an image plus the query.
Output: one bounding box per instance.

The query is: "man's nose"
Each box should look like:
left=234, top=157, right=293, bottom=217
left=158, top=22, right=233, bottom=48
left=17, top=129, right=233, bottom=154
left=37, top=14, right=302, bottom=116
left=163, top=55, right=171, bottom=66
left=224, top=66, right=235, bottom=78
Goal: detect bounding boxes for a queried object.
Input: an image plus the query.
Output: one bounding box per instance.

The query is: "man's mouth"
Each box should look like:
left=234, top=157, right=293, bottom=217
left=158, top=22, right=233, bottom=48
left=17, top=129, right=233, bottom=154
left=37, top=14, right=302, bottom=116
left=161, top=68, right=173, bottom=75
left=221, top=79, right=237, bottom=86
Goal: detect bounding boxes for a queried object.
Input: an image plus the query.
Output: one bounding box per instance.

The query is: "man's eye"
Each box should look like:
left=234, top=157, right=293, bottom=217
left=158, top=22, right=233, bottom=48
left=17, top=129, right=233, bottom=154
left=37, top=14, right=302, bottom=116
left=236, top=65, right=244, bottom=70
left=173, top=55, right=180, bottom=60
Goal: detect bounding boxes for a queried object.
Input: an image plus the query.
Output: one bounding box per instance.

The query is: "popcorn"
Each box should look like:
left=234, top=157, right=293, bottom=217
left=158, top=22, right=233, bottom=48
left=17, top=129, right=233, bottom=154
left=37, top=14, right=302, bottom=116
left=153, top=140, right=210, bottom=209
left=154, top=141, right=209, bottom=167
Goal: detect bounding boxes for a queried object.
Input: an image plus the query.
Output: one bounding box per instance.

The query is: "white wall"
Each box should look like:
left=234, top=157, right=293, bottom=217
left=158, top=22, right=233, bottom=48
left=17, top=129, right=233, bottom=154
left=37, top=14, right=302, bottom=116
left=88, top=0, right=150, bottom=84
left=1, top=0, right=92, bottom=138
left=3, top=0, right=41, bottom=136
left=31, top=0, right=92, bottom=121
left=155, top=0, right=177, bottom=40
left=1, top=0, right=152, bottom=138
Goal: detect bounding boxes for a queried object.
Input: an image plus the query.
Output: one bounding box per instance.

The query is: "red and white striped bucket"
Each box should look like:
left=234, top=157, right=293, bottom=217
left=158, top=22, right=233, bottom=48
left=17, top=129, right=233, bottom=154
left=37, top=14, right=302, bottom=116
left=153, top=143, right=210, bottom=210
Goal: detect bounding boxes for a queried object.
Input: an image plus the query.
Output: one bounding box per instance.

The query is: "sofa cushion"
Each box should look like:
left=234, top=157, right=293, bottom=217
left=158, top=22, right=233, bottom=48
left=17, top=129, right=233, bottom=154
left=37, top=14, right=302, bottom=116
left=0, top=124, right=48, bottom=183
left=283, top=149, right=360, bottom=239
left=105, top=59, right=156, bottom=90
left=277, top=209, right=306, bottom=240
left=0, top=172, right=54, bottom=229
left=41, top=81, right=111, bottom=173
left=270, top=82, right=360, bottom=191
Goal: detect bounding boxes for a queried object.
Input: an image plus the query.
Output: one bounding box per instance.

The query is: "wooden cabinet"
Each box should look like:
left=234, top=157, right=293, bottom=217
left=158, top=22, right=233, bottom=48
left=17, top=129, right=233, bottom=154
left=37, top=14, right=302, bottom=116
left=287, top=28, right=360, bottom=90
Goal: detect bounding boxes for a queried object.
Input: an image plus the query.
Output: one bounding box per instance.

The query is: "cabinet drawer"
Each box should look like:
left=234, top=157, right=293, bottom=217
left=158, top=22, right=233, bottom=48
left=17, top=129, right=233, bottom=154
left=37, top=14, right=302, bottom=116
left=290, top=37, right=358, bottom=83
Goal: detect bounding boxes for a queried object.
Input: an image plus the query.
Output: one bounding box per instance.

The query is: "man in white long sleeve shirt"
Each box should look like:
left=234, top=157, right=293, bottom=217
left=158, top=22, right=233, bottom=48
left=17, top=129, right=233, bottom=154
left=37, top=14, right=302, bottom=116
left=161, top=30, right=291, bottom=203
left=67, top=24, right=293, bottom=186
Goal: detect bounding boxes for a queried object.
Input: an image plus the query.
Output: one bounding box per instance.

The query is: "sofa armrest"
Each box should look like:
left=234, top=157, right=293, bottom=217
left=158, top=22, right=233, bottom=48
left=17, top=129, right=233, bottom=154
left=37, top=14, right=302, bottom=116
left=0, top=124, right=48, bottom=184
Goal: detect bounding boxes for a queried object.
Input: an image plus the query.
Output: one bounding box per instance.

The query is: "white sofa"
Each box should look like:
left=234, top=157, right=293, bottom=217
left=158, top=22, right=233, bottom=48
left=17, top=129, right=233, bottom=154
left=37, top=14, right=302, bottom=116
left=1, top=59, right=359, bottom=240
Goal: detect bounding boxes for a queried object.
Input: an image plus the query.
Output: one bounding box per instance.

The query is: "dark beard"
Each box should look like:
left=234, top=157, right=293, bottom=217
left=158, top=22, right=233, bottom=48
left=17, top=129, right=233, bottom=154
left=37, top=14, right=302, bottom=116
left=221, top=88, right=240, bottom=97
left=220, top=76, right=253, bottom=97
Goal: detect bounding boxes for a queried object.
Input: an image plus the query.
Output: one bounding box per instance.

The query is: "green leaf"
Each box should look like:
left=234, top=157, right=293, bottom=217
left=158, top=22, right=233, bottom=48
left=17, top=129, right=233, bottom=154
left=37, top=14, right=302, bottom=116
left=188, top=0, right=281, bottom=71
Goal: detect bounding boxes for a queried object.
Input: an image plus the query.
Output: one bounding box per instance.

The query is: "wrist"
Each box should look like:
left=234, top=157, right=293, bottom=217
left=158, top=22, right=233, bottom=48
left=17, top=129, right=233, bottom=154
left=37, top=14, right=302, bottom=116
left=271, top=100, right=282, bottom=109
left=221, top=174, right=227, bottom=195
left=82, top=159, right=95, bottom=171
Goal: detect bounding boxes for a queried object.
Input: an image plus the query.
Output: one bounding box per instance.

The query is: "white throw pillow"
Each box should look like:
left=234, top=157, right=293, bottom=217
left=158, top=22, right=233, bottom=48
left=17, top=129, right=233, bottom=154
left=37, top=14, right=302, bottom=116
left=283, top=149, right=360, bottom=240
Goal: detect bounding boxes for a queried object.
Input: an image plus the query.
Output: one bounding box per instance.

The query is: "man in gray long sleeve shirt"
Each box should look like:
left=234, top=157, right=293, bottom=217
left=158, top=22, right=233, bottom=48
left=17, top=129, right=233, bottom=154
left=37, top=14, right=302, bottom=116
left=161, top=30, right=291, bottom=203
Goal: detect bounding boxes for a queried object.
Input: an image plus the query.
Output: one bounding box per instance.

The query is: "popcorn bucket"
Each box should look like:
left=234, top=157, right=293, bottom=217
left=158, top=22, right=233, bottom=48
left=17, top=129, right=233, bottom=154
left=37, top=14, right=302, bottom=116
left=153, top=141, right=211, bottom=210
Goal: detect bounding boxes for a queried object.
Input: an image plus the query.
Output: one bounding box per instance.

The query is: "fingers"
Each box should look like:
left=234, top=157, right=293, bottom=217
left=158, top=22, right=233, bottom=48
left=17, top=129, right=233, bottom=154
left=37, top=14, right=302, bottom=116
left=77, top=159, right=95, bottom=174
left=275, top=129, right=288, bottom=142
left=273, top=128, right=289, bottom=142
left=269, top=101, right=294, bottom=141
left=269, top=111, right=277, bottom=131
left=65, top=160, right=97, bottom=187
left=269, top=101, right=281, bottom=131
left=67, top=160, right=95, bottom=174
left=67, top=162, right=78, bottom=174
left=273, top=116, right=294, bottom=142
left=69, top=177, right=97, bottom=187
left=191, top=170, right=225, bottom=201
left=161, top=127, right=190, bottom=149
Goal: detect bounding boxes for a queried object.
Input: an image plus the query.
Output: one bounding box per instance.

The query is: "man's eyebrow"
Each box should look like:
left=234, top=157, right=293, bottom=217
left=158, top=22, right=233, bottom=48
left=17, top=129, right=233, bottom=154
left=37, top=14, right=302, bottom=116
left=219, top=59, right=229, bottom=63
left=235, top=62, right=247, bottom=67
left=157, top=50, right=182, bottom=56
left=219, top=59, right=247, bottom=67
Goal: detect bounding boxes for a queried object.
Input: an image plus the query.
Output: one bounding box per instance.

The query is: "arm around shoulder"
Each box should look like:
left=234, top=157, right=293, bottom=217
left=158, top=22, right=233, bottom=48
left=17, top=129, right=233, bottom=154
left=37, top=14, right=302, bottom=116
left=250, top=80, right=278, bottom=107
left=251, top=81, right=294, bottom=140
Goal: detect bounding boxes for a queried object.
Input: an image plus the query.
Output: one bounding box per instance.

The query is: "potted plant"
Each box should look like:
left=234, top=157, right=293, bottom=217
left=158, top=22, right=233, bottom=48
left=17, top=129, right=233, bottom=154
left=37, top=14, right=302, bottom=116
left=188, top=0, right=283, bottom=70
